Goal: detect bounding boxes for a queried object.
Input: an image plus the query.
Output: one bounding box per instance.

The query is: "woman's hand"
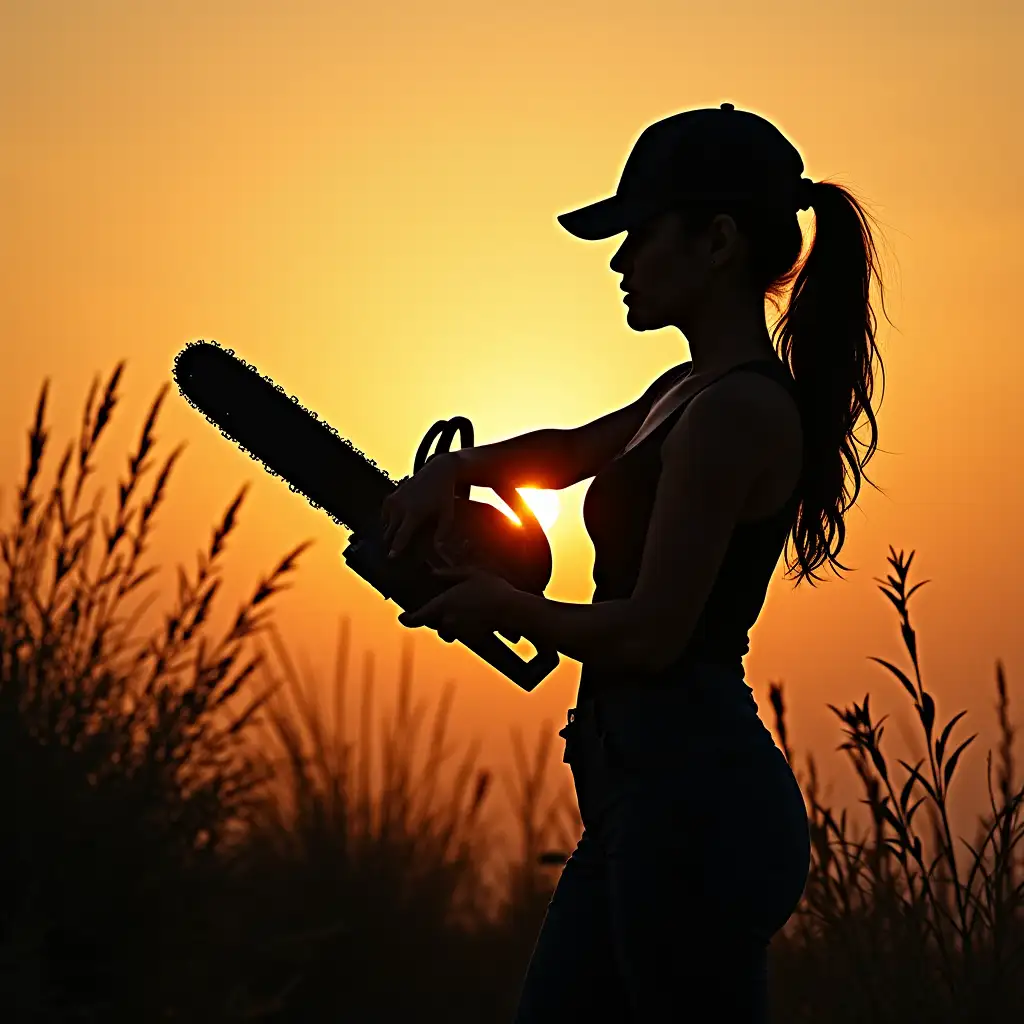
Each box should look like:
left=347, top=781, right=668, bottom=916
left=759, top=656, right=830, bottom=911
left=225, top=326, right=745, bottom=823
left=398, top=564, right=520, bottom=643
left=380, top=454, right=462, bottom=560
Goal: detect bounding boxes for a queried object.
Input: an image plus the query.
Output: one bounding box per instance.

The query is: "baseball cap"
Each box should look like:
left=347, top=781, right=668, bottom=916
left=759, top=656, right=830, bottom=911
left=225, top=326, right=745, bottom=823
left=557, top=102, right=811, bottom=240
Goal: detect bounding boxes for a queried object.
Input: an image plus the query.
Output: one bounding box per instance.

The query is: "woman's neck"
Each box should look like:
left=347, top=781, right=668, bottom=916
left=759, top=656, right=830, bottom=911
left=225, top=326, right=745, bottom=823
left=675, top=287, right=777, bottom=376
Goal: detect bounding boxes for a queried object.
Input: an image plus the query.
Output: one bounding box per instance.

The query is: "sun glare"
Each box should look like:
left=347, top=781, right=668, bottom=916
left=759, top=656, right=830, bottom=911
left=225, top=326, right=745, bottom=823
left=510, top=487, right=560, bottom=532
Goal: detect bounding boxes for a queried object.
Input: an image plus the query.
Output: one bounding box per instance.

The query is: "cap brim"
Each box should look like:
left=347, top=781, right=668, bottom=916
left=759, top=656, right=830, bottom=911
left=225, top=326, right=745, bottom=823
left=556, top=194, right=638, bottom=240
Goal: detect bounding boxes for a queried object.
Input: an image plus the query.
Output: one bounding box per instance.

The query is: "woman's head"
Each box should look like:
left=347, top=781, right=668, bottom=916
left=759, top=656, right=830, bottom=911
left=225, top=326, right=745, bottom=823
left=558, top=104, right=893, bottom=586
left=609, top=199, right=805, bottom=335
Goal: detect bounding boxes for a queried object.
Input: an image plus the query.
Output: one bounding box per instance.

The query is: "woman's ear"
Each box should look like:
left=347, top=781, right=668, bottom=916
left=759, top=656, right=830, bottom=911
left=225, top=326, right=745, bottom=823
left=707, top=213, right=740, bottom=267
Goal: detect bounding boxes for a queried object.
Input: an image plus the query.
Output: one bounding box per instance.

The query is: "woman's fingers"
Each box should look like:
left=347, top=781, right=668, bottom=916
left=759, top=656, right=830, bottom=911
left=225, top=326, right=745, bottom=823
left=388, top=499, right=430, bottom=555
left=403, top=614, right=458, bottom=644
left=434, top=502, right=455, bottom=553
left=398, top=599, right=458, bottom=642
left=388, top=516, right=418, bottom=557
left=379, top=498, right=395, bottom=543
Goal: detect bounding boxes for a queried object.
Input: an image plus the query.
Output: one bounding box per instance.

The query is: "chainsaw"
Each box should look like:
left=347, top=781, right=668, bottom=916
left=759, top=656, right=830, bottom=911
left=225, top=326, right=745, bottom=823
left=172, top=340, right=560, bottom=691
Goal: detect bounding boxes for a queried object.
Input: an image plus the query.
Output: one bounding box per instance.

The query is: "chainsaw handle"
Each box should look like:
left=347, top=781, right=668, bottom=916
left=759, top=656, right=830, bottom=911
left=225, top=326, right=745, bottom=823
left=414, top=416, right=473, bottom=500
left=412, top=415, right=544, bottom=553
left=342, top=535, right=560, bottom=691
left=454, top=627, right=560, bottom=693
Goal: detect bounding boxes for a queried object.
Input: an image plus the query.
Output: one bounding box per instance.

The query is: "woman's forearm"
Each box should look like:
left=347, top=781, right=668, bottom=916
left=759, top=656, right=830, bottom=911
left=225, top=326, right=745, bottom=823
left=449, top=429, right=580, bottom=492
left=503, top=590, right=654, bottom=672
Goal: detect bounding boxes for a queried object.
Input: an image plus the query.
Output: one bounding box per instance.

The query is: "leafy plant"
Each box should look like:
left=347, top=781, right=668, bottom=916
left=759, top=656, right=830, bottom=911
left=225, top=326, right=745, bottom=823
left=767, top=547, right=1024, bottom=1022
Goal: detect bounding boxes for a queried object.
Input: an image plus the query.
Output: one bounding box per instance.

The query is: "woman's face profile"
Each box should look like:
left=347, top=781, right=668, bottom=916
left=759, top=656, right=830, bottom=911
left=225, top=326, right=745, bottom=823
left=611, top=208, right=739, bottom=332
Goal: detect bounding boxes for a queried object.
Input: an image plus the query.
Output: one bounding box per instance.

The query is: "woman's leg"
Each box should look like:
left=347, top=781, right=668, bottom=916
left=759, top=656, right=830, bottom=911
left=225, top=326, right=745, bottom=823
left=514, top=707, right=632, bottom=1022
left=596, top=777, right=766, bottom=1021
left=512, top=829, right=631, bottom=1023
left=601, top=740, right=810, bottom=1022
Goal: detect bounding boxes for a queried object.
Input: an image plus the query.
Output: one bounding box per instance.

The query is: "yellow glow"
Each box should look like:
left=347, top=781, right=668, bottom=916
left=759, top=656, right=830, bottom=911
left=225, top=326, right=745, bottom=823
left=509, top=488, right=560, bottom=533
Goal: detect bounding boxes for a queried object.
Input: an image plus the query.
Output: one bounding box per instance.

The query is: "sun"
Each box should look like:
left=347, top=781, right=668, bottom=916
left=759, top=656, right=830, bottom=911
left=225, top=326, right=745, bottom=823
left=509, top=487, right=560, bottom=532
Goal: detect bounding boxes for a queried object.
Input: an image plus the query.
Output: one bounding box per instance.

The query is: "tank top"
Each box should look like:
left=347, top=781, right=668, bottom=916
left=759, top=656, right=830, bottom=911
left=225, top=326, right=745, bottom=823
left=578, top=356, right=802, bottom=701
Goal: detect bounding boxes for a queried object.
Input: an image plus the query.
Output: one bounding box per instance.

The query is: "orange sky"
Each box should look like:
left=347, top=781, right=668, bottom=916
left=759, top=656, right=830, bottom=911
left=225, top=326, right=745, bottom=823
left=2, top=0, right=1022, bottom=850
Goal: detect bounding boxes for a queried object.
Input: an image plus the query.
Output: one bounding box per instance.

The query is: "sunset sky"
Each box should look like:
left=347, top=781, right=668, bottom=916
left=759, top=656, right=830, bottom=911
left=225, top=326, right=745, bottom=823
left=2, top=0, right=1022, bottom=843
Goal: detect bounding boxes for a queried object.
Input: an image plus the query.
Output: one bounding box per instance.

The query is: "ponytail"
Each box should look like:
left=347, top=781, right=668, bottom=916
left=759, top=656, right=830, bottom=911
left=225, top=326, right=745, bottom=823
left=772, top=181, right=891, bottom=586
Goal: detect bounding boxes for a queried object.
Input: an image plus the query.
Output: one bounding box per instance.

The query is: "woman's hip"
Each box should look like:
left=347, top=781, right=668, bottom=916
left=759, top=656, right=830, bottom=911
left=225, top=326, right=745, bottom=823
left=560, top=663, right=784, bottom=786
left=558, top=672, right=811, bottom=933
left=561, top=697, right=806, bottom=834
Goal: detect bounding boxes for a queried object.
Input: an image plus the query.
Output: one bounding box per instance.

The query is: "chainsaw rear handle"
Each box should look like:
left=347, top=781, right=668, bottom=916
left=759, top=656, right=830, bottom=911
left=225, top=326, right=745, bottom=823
left=343, top=533, right=558, bottom=692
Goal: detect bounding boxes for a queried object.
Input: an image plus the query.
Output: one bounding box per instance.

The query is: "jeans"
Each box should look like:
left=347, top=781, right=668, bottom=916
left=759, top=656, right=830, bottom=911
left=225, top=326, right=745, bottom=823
left=512, top=664, right=811, bottom=1023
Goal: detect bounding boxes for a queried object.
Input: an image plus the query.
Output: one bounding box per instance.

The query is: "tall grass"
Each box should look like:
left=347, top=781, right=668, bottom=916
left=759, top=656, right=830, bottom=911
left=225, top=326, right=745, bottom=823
left=0, top=367, right=307, bottom=1021
left=1, top=366, right=1021, bottom=1021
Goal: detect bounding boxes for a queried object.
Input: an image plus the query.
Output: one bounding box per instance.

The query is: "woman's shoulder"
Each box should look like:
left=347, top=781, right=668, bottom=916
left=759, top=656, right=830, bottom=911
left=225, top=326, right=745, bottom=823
left=666, top=365, right=802, bottom=462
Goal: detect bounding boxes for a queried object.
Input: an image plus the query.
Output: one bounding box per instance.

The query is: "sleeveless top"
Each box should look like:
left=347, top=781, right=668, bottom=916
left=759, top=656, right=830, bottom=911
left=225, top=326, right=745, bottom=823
left=578, top=356, right=802, bottom=701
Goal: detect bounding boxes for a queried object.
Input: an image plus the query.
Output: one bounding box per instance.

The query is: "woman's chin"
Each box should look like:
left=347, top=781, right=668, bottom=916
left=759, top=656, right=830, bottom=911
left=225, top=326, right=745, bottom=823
left=624, top=301, right=661, bottom=330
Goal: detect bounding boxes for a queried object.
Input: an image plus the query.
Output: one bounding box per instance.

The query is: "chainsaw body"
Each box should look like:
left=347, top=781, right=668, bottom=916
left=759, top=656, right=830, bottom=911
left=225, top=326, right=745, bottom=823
left=172, top=340, right=559, bottom=691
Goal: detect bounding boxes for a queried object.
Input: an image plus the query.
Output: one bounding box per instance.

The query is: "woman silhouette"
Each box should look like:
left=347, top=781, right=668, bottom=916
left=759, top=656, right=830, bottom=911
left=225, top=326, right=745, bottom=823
left=506, top=102, right=889, bottom=1022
